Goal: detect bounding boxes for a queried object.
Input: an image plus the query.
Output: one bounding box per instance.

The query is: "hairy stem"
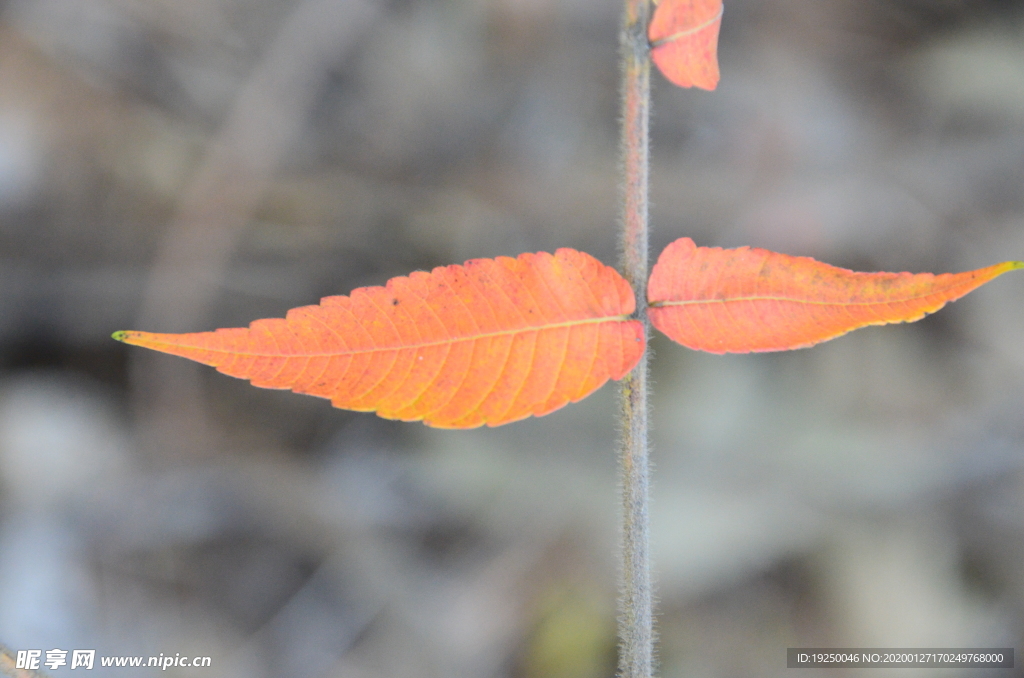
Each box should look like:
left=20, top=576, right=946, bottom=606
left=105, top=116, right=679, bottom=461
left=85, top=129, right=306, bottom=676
left=618, top=0, right=652, bottom=675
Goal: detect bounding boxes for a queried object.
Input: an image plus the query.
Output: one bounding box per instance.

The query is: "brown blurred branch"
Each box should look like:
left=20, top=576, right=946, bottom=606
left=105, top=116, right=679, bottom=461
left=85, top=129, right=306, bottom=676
left=0, top=645, right=49, bottom=678
left=130, top=0, right=378, bottom=458
left=617, top=0, right=653, bottom=675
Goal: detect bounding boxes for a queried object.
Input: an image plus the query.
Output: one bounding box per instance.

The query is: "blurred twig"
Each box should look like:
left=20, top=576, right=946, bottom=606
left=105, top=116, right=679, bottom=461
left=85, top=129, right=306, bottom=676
left=130, top=0, right=378, bottom=458
left=0, top=644, right=49, bottom=678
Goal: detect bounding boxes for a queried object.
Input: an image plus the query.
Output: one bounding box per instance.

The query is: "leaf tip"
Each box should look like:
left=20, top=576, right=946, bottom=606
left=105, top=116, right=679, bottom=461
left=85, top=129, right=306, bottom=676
left=111, top=330, right=129, bottom=342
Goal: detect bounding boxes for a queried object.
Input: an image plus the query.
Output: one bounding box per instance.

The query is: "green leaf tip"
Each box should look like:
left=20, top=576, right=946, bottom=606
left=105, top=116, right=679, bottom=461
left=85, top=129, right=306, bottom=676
left=111, top=330, right=129, bottom=342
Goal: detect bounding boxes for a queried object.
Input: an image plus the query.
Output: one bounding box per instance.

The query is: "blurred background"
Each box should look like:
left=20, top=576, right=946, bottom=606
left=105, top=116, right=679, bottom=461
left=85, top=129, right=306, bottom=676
left=1, top=0, right=1023, bottom=675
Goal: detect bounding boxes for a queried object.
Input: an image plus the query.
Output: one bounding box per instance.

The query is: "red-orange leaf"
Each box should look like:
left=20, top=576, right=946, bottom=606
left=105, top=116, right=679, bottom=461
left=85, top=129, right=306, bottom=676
left=114, top=249, right=644, bottom=428
left=648, top=237, right=1022, bottom=354
left=648, top=0, right=723, bottom=91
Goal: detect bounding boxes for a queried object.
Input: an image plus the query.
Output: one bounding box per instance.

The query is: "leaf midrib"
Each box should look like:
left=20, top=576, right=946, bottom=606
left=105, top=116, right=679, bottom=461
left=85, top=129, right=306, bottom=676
left=133, top=313, right=634, bottom=358
left=650, top=4, right=723, bottom=48
left=649, top=294, right=943, bottom=308
left=649, top=260, right=1023, bottom=308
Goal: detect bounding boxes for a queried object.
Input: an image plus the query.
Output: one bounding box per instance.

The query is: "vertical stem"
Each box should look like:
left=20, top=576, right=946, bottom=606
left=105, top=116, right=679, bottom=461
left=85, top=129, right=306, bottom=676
left=618, top=0, right=652, bottom=676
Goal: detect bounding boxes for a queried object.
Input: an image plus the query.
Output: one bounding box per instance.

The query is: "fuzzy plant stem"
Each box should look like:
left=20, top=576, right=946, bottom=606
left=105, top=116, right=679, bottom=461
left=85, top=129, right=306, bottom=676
left=617, top=0, right=653, bottom=675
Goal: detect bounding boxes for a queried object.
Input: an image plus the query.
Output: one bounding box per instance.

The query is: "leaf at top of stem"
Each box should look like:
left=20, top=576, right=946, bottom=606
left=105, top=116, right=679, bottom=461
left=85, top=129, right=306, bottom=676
left=648, top=0, right=723, bottom=90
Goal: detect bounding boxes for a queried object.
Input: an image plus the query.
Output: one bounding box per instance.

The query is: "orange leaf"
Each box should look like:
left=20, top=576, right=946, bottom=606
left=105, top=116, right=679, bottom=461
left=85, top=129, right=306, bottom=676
left=115, top=249, right=644, bottom=428
left=648, top=237, right=1023, bottom=354
left=648, top=0, right=722, bottom=91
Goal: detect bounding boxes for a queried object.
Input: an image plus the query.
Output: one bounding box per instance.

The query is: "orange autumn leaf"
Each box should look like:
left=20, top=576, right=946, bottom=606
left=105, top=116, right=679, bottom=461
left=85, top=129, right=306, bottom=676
left=648, top=237, right=1022, bottom=354
left=648, top=0, right=723, bottom=90
left=114, top=249, right=644, bottom=428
